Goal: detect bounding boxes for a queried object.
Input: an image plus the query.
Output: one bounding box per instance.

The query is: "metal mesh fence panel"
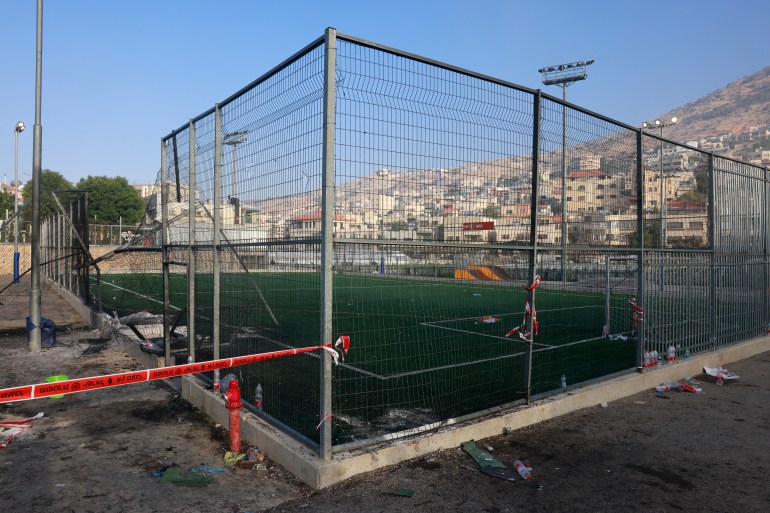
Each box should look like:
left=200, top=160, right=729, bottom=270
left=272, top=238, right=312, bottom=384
left=331, top=39, right=536, bottom=444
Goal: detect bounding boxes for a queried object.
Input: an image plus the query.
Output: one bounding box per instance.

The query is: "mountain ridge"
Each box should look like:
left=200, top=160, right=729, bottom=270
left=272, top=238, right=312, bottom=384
left=657, top=65, right=770, bottom=143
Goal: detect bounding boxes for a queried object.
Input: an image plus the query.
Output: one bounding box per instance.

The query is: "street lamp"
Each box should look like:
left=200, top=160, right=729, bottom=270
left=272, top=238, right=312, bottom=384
left=223, top=130, right=247, bottom=225
left=539, top=59, right=595, bottom=279
left=642, top=117, right=678, bottom=246
left=13, top=121, right=25, bottom=283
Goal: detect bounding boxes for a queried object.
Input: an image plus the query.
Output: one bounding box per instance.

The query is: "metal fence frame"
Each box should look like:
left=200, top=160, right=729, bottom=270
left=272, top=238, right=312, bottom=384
left=26, top=28, right=767, bottom=460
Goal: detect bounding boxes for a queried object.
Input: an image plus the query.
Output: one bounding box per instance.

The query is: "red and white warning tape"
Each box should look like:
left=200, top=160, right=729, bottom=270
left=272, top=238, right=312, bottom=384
left=629, top=298, right=644, bottom=332
left=505, top=275, right=540, bottom=340
left=0, top=336, right=350, bottom=404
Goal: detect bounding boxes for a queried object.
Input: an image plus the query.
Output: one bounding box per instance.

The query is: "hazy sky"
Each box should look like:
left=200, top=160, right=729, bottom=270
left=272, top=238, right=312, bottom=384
left=1, top=0, right=768, bottom=185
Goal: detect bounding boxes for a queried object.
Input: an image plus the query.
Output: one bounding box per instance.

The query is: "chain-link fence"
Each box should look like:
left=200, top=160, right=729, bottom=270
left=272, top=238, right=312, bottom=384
left=35, top=29, right=768, bottom=458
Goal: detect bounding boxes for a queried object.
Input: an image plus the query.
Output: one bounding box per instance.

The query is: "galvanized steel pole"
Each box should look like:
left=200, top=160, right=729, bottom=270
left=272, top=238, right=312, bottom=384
left=161, top=138, right=171, bottom=364
left=188, top=120, right=197, bottom=363
left=635, top=130, right=646, bottom=365
left=213, top=105, right=223, bottom=390
left=319, top=27, right=337, bottom=459
left=29, top=0, right=44, bottom=352
left=708, top=153, right=717, bottom=347
left=13, top=123, right=23, bottom=283
left=525, top=90, right=541, bottom=403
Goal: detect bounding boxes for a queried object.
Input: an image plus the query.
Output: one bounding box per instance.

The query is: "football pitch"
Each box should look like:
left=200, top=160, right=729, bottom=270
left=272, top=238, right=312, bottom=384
left=96, top=271, right=639, bottom=443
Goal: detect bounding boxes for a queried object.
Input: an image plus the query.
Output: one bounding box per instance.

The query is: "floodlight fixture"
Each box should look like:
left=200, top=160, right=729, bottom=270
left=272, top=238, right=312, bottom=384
left=537, top=58, right=594, bottom=283
left=15, top=121, right=26, bottom=133
left=641, top=116, right=681, bottom=248
left=539, top=59, right=595, bottom=86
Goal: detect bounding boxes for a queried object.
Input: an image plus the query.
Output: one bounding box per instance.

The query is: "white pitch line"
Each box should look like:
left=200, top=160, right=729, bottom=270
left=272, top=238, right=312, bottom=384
left=381, top=334, right=626, bottom=380
left=420, top=322, right=554, bottom=348
left=243, top=332, right=388, bottom=381
left=95, top=278, right=183, bottom=311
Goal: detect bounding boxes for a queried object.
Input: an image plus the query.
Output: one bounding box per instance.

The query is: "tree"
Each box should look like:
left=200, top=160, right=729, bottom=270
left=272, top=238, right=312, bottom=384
left=626, top=223, right=660, bottom=247
left=0, top=189, right=15, bottom=218
left=482, top=205, right=500, bottom=218
left=21, top=169, right=73, bottom=221
left=389, top=220, right=409, bottom=231
left=677, top=190, right=704, bottom=202
left=76, top=176, right=146, bottom=224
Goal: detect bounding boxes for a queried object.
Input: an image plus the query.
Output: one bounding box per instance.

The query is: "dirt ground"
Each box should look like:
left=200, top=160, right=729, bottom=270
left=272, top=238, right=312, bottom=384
left=2, top=326, right=769, bottom=513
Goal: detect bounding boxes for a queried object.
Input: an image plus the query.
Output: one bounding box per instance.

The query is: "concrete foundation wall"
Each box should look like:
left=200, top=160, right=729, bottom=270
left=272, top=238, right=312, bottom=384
left=181, top=335, right=770, bottom=489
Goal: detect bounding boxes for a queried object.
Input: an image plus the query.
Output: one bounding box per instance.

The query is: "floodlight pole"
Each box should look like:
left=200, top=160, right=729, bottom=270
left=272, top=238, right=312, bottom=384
left=13, top=121, right=25, bottom=283
left=538, top=59, right=594, bottom=282
left=642, top=117, right=678, bottom=247
left=223, top=131, right=247, bottom=225
left=29, top=0, right=44, bottom=352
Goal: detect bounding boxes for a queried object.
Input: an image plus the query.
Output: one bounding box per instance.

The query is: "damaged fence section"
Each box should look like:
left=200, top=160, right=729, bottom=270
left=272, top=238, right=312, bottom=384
left=15, top=28, right=769, bottom=460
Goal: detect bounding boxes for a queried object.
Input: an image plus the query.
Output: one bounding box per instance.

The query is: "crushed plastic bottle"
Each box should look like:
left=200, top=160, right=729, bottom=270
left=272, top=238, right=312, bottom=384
left=655, top=381, right=680, bottom=393
left=513, top=460, right=531, bottom=480
left=254, top=383, right=263, bottom=410
left=220, top=374, right=237, bottom=394
left=560, top=375, right=567, bottom=388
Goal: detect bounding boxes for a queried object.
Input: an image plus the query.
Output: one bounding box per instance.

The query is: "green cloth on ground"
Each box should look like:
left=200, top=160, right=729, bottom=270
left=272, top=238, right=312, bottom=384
left=383, top=488, right=414, bottom=497
left=461, top=440, right=508, bottom=469
left=159, top=467, right=214, bottom=487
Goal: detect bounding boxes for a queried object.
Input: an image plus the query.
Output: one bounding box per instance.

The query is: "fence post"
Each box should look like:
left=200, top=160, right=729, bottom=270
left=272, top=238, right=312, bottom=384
left=708, top=153, right=717, bottom=349
left=213, top=105, right=223, bottom=390
left=635, top=129, right=645, bottom=367
left=524, top=90, right=541, bottom=403
left=319, top=26, right=337, bottom=459
left=82, top=193, right=91, bottom=304
left=161, top=138, right=171, bottom=364
left=762, top=162, right=770, bottom=336
left=67, top=204, right=73, bottom=292
left=188, top=119, right=197, bottom=363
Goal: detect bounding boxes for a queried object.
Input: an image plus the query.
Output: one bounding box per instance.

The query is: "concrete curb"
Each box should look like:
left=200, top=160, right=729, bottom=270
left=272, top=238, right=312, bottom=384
left=184, top=334, right=769, bottom=489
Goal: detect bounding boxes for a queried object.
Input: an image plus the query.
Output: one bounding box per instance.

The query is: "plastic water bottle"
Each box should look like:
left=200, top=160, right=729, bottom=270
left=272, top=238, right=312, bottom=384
left=655, top=350, right=662, bottom=367
left=655, top=381, right=680, bottom=393
left=513, top=460, right=531, bottom=480
left=254, top=383, right=263, bottom=410
left=560, top=375, right=567, bottom=388
left=667, top=345, right=676, bottom=362
left=643, top=351, right=651, bottom=368
left=684, top=348, right=690, bottom=359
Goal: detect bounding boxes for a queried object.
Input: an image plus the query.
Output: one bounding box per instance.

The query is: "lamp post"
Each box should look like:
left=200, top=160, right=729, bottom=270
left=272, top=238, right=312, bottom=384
left=223, top=130, right=247, bottom=225
left=13, top=121, right=26, bottom=283
left=538, top=59, right=594, bottom=280
left=642, top=117, right=678, bottom=247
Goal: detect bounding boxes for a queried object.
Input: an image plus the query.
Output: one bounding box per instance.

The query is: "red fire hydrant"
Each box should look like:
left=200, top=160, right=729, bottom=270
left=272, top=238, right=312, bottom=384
left=223, top=379, right=243, bottom=453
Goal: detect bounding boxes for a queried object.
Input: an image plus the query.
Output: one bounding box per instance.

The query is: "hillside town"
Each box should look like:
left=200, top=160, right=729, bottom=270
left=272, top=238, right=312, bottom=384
left=3, top=123, right=768, bottom=251
left=128, top=123, right=766, bottom=251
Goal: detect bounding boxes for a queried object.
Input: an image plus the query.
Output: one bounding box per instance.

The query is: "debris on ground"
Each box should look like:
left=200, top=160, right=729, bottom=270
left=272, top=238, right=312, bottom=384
left=513, top=460, right=532, bottom=480
left=655, top=380, right=703, bottom=393
left=383, top=488, right=414, bottom=497
left=703, top=366, right=739, bottom=385
left=0, top=412, right=45, bottom=448
left=224, top=451, right=245, bottom=466
left=461, top=440, right=506, bottom=469
left=190, top=466, right=226, bottom=473
left=157, top=467, right=215, bottom=487
left=461, top=440, right=520, bottom=481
